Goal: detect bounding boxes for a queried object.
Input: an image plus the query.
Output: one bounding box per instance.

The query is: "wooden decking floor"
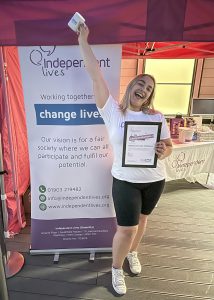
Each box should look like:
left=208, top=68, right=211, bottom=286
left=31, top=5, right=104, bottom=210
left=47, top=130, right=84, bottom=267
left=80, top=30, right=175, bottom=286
left=5, top=179, right=214, bottom=300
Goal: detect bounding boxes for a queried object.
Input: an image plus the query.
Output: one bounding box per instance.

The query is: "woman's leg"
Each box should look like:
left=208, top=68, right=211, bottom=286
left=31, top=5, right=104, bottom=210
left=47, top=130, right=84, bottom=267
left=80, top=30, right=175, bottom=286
left=112, top=225, right=138, bottom=269
left=129, top=214, right=148, bottom=252
left=112, top=178, right=141, bottom=268
left=129, top=179, right=165, bottom=252
left=111, top=177, right=142, bottom=293
left=111, top=225, right=138, bottom=295
left=127, top=180, right=165, bottom=274
left=126, top=214, right=147, bottom=275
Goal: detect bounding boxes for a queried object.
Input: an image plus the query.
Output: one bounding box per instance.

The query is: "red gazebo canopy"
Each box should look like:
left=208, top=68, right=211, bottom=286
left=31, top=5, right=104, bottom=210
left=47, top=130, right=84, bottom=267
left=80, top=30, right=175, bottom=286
left=1, top=0, right=214, bottom=57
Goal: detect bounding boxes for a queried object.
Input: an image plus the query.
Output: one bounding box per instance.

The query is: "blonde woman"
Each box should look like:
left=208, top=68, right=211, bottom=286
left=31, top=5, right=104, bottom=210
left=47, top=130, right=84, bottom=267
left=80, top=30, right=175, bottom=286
left=78, top=24, right=172, bottom=295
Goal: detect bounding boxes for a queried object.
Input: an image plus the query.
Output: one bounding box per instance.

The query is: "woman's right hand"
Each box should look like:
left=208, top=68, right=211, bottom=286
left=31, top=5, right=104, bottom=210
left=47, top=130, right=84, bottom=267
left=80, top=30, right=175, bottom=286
left=78, top=23, right=89, bottom=44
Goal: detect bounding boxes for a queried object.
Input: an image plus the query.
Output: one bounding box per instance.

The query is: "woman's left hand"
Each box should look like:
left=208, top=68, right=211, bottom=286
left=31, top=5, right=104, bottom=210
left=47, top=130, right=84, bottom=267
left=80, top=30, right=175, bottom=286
left=155, top=141, right=167, bottom=159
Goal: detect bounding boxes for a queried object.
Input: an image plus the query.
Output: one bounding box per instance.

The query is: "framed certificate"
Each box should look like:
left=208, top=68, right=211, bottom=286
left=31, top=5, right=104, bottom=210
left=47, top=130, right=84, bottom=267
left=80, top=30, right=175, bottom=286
left=122, top=121, right=162, bottom=168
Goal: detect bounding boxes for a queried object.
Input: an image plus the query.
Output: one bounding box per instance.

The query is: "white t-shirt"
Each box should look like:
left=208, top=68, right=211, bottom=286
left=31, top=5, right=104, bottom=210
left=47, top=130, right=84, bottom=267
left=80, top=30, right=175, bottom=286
left=98, top=95, right=171, bottom=183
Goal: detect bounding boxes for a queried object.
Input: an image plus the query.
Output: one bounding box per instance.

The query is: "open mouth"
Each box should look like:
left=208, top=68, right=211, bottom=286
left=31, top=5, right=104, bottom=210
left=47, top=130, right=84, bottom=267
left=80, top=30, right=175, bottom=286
left=135, top=91, right=146, bottom=99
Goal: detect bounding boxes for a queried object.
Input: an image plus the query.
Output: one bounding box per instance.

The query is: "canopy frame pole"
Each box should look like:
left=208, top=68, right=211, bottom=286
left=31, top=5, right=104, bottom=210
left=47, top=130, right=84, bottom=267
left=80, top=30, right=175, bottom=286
left=0, top=247, right=9, bottom=300
left=0, top=132, right=25, bottom=278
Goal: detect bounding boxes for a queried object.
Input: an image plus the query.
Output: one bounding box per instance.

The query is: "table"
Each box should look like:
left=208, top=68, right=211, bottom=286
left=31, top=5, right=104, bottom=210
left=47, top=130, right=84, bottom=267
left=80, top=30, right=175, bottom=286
left=164, top=141, right=214, bottom=185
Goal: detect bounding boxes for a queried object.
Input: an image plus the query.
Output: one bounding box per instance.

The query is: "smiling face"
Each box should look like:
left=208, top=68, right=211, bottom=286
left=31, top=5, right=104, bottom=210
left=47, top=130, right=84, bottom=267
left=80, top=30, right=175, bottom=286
left=129, top=75, right=155, bottom=111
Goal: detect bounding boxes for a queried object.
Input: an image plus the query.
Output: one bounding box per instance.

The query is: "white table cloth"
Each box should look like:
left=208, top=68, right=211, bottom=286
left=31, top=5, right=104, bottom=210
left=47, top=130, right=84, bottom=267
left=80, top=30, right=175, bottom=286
left=164, top=141, right=214, bottom=182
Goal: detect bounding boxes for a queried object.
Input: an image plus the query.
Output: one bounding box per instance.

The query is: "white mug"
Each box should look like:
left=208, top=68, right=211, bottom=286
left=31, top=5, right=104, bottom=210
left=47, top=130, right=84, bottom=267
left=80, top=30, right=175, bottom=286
left=178, top=129, right=185, bottom=143
left=184, top=129, right=194, bottom=142
left=68, top=12, right=85, bottom=33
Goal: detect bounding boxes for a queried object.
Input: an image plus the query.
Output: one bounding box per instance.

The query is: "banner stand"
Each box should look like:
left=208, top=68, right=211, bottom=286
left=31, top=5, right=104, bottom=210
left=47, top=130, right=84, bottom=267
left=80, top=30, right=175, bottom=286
left=30, top=247, right=112, bottom=263
left=18, top=44, right=121, bottom=254
left=30, top=247, right=112, bottom=255
left=89, top=251, right=95, bottom=262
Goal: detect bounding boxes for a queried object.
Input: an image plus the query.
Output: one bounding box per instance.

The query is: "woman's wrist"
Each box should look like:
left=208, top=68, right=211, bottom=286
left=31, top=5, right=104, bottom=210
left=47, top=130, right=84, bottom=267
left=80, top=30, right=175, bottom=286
left=158, top=146, right=172, bottom=160
left=78, top=38, right=87, bottom=45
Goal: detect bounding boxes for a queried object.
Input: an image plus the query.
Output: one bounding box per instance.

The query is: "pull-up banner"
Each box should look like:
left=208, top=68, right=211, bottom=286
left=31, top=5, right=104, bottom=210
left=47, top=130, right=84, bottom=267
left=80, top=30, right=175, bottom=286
left=18, top=45, right=121, bottom=252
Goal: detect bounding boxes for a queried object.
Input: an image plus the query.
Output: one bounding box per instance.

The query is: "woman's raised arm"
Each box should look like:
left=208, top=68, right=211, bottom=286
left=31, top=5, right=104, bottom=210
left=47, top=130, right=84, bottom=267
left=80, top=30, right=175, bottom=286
left=78, top=24, right=109, bottom=108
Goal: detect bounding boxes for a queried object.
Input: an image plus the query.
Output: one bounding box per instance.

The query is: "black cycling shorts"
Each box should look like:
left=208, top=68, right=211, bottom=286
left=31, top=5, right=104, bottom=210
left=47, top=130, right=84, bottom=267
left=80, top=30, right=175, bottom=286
left=112, top=177, right=165, bottom=226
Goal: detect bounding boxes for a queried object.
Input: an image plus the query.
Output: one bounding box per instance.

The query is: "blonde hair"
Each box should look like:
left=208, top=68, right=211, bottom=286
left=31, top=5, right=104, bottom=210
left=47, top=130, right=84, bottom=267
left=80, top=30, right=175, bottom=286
left=119, top=74, right=156, bottom=114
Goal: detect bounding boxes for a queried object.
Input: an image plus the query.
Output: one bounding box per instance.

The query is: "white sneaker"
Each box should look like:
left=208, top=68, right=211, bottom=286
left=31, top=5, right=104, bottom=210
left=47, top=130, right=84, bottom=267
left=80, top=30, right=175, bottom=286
left=127, top=251, right=142, bottom=274
left=112, top=267, right=127, bottom=295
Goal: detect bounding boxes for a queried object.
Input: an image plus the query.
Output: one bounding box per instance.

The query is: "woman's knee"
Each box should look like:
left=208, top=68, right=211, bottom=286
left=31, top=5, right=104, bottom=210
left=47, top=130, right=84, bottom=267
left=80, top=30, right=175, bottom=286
left=139, top=214, right=148, bottom=223
left=117, top=225, right=138, bottom=239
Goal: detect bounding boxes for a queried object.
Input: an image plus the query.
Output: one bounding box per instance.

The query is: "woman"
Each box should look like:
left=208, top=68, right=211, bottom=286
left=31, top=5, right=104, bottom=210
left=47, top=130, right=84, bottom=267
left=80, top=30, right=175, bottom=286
left=77, top=24, right=172, bottom=295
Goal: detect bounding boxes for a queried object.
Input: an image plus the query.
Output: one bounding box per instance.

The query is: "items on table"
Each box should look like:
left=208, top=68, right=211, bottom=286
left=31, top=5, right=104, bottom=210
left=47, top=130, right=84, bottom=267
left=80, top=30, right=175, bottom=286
left=169, top=114, right=184, bottom=138
left=185, top=116, right=202, bottom=140
left=169, top=115, right=214, bottom=142
left=197, top=126, right=214, bottom=142
left=178, top=127, right=194, bottom=143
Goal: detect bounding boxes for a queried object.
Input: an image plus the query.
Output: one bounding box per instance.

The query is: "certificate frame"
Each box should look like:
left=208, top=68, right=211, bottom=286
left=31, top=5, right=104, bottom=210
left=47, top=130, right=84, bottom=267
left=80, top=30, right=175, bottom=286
left=122, top=121, right=162, bottom=168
